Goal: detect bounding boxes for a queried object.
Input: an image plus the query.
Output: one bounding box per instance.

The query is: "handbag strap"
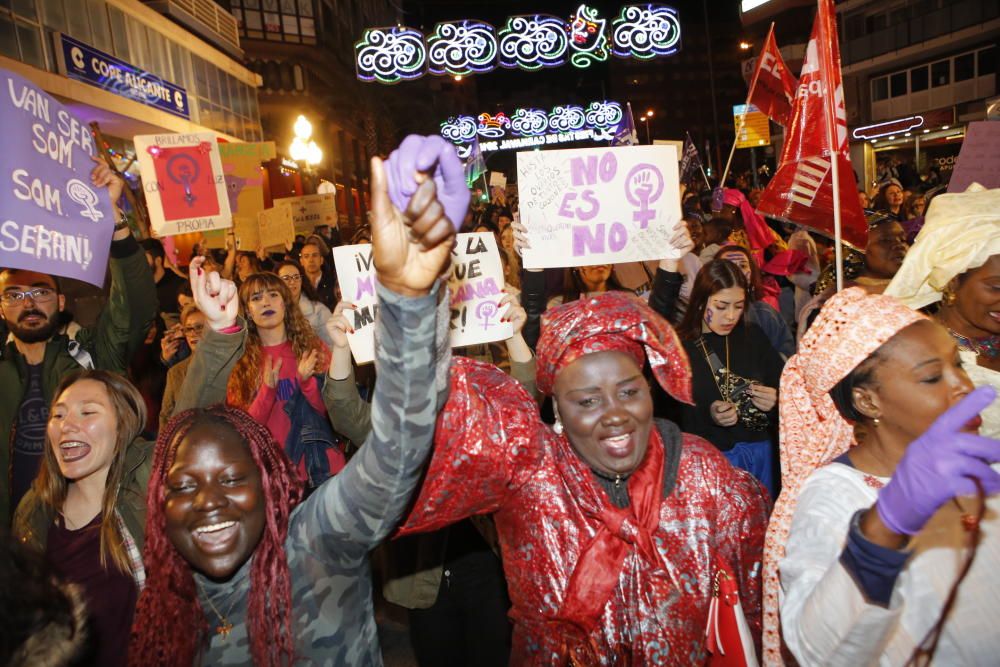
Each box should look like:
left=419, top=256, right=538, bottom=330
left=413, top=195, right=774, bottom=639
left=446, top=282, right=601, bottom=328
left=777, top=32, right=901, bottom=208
left=697, top=337, right=726, bottom=376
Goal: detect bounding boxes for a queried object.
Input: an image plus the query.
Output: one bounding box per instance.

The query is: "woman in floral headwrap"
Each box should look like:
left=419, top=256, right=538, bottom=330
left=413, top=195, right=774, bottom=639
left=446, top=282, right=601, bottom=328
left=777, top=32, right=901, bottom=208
left=762, top=287, right=1000, bottom=666
left=399, top=291, right=769, bottom=665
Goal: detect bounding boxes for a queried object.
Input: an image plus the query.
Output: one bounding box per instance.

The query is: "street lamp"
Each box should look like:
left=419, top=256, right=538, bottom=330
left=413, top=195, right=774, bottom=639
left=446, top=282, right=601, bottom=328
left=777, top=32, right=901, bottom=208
left=739, top=40, right=753, bottom=51
left=290, top=114, right=322, bottom=166
left=639, top=116, right=652, bottom=144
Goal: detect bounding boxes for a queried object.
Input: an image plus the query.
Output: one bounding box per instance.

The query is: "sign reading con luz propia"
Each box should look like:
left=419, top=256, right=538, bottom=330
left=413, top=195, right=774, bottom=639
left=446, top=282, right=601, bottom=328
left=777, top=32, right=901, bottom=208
left=441, top=100, right=624, bottom=155
left=356, top=3, right=681, bottom=84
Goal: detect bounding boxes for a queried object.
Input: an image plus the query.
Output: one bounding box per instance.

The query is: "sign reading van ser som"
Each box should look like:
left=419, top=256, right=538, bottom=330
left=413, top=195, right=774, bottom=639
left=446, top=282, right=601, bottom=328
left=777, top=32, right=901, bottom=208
left=55, top=34, right=190, bottom=120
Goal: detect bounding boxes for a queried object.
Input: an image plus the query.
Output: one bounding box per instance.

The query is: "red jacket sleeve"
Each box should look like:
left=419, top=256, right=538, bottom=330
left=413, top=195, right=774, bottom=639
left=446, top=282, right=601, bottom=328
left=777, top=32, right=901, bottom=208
left=398, top=357, right=545, bottom=535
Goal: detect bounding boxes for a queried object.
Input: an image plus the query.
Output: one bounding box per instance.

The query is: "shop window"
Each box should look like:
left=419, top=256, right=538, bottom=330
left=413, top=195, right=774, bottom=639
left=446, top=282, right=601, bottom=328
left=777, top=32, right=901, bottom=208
left=88, top=0, right=112, bottom=54
left=11, top=0, right=37, bottom=20
left=0, top=14, right=18, bottom=60
left=931, top=60, right=949, bottom=87
left=954, top=52, right=975, bottom=81
left=890, top=72, right=906, bottom=97
left=16, top=20, right=45, bottom=69
left=39, top=0, right=66, bottom=33
left=979, top=46, right=997, bottom=76
left=298, top=0, right=312, bottom=16
left=66, top=2, right=90, bottom=44
left=108, top=5, right=129, bottom=62
left=872, top=76, right=888, bottom=101
left=910, top=65, right=928, bottom=92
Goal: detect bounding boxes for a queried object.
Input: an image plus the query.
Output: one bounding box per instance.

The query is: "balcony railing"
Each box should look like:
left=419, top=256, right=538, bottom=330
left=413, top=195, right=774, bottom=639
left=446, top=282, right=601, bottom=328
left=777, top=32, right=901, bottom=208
left=142, top=0, right=241, bottom=57
left=842, top=0, right=999, bottom=65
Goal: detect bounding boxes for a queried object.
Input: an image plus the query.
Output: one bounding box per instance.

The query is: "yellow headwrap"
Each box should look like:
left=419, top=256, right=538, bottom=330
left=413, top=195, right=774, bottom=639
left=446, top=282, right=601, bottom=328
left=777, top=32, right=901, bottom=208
left=885, top=183, right=1000, bottom=309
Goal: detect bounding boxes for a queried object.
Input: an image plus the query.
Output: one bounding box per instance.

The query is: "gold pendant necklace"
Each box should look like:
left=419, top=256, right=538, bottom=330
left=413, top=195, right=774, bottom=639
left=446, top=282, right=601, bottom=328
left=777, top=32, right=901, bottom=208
left=196, top=581, right=239, bottom=640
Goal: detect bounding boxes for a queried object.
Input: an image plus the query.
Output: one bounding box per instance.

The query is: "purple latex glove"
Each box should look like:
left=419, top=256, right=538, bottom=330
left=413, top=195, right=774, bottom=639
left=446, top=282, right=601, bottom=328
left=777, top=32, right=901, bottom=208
left=877, top=386, right=1000, bottom=536
left=386, top=134, right=469, bottom=231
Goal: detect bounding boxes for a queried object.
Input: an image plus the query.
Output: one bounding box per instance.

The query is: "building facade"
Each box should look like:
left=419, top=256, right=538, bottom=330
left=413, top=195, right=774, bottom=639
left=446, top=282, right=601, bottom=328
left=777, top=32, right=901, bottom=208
left=1, top=0, right=262, bottom=152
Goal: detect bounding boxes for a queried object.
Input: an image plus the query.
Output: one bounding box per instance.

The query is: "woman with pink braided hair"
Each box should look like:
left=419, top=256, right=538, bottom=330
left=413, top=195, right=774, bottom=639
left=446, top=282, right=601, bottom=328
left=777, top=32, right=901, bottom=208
left=762, top=287, right=1000, bottom=665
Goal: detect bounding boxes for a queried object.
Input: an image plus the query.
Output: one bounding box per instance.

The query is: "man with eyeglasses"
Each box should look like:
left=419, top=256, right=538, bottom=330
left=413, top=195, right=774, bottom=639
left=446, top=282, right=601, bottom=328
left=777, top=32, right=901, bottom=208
left=300, top=236, right=337, bottom=310
left=0, top=161, right=157, bottom=524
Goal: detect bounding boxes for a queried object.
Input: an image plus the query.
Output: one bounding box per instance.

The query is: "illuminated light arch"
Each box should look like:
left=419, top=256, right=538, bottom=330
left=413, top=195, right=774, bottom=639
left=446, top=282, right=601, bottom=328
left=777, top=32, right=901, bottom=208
left=427, top=21, right=498, bottom=76
left=355, top=26, right=427, bottom=84
left=440, top=115, right=478, bottom=143
left=612, top=4, right=682, bottom=59
left=498, top=15, right=569, bottom=70
left=548, top=105, right=588, bottom=133
left=355, top=6, right=682, bottom=83
left=568, top=5, right=610, bottom=68
left=510, top=108, right=550, bottom=136
left=584, top=101, right=624, bottom=130
left=477, top=112, right=512, bottom=138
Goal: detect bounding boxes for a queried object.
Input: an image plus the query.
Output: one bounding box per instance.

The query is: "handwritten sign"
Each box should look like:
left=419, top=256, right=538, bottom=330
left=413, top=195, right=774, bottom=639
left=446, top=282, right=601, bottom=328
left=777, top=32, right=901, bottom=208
left=517, top=145, right=682, bottom=269
left=135, top=132, right=231, bottom=237
left=948, top=121, right=1000, bottom=192
left=273, top=193, right=338, bottom=236
left=0, top=69, right=114, bottom=286
left=449, top=232, right=512, bottom=347
left=257, top=205, right=294, bottom=251
left=331, top=243, right=378, bottom=364
left=233, top=215, right=260, bottom=251
left=220, top=141, right=274, bottom=220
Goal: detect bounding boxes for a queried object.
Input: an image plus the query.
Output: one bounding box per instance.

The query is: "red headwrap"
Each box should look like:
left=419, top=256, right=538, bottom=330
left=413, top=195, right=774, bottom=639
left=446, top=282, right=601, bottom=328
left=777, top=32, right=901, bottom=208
left=724, top=188, right=775, bottom=263
left=535, top=291, right=693, bottom=404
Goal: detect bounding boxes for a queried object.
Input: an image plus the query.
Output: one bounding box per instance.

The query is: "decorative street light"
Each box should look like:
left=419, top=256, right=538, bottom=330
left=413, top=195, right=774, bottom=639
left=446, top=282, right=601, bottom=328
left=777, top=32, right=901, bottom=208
left=290, top=114, right=322, bottom=166
left=640, top=110, right=653, bottom=144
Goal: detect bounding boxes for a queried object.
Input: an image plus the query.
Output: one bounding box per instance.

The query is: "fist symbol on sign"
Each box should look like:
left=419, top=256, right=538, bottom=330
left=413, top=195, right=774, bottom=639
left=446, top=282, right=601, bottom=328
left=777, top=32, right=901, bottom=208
left=625, top=164, right=664, bottom=229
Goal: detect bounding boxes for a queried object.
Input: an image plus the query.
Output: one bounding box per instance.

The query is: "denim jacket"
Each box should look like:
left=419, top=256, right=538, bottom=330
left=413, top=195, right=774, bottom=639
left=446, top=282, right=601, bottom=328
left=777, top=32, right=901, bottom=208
left=283, top=376, right=341, bottom=488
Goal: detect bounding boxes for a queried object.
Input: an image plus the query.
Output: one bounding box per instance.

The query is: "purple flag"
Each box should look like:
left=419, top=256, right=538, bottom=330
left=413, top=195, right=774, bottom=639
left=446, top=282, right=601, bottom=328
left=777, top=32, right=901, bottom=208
left=1, top=68, right=114, bottom=286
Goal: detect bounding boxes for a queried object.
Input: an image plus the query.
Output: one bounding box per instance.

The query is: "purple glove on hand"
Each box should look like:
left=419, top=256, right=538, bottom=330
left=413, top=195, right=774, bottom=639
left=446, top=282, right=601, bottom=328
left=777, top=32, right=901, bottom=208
left=877, top=386, right=1000, bottom=536
left=386, top=135, right=469, bottom=231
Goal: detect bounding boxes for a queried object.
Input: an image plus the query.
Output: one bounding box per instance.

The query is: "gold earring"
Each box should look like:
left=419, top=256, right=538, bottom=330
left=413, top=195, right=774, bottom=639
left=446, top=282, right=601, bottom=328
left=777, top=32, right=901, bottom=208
left=942, top=289, right=957, bottom=306
left=872, top=416, right=881, bottom=427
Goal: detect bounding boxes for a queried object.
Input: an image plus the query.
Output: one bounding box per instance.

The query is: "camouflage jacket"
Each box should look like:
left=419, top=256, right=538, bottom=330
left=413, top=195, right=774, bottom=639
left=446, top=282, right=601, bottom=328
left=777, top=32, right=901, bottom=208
left=194, top=282, right=450, bottom=666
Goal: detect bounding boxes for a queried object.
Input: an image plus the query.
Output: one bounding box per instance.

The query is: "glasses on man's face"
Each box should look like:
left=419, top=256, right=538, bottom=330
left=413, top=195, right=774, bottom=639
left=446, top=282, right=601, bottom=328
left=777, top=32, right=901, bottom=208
left=183, top=324, right=206, bottom=336
left=1, top=287, right=56, bottom=307
left=280, top=274, right=302, bottom=283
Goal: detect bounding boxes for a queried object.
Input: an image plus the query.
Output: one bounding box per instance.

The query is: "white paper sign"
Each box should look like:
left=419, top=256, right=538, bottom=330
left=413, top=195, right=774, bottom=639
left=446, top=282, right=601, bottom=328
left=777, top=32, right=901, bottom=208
left=449, top=233, right=513, bottom=347
left=489, top=171, right=507, bottom=188
left=134, top=132, right=231, bottom=237
left=516, top=145, right=682, bottom=269
left=331, top=243, right=377, bottom=365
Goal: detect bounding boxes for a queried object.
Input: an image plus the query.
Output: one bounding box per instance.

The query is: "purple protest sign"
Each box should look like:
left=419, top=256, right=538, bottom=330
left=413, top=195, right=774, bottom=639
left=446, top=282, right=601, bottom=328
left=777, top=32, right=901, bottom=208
left=0, top=68, right=114, bottom=286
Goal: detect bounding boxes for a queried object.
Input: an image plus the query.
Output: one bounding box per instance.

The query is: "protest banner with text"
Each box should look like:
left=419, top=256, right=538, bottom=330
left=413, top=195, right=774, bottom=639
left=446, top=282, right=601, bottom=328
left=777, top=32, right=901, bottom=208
left=0, top=68, right=114, bottom=286
left=332, top=243, right=378, bottom=364
left=273, top=193, right=338, bottom=236
left=135, top=132, right=231, bottom=237
left=448, top=232, right=512, bottom=347
left=517, top=145, right=682, bottom=269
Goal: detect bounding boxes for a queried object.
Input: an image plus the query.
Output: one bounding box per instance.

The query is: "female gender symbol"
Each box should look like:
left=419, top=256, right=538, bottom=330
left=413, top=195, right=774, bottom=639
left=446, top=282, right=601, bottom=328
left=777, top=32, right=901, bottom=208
left=476, top=301, right=499, bottom=330
left=165, top=153, right=201, bottom=207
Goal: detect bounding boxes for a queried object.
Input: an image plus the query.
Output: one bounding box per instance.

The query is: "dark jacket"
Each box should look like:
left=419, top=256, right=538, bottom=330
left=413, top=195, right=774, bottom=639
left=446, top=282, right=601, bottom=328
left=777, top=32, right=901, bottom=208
left=1, top=238, right=157, bottom=524
left=284, top=380, right=340, bottom=488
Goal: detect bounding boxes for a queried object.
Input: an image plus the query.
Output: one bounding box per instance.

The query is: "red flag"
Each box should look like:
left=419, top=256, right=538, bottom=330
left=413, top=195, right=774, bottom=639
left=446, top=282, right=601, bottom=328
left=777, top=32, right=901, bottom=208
left=756, top=0, right=868, bottom=250
left=747, top=24, right=798, bottom=127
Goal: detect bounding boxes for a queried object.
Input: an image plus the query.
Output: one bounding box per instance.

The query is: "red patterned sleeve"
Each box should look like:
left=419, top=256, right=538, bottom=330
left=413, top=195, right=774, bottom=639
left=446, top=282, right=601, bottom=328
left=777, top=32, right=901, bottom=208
left=398, top=357, right=545, bottom=535
left=712, top=438, right=770, bottom=650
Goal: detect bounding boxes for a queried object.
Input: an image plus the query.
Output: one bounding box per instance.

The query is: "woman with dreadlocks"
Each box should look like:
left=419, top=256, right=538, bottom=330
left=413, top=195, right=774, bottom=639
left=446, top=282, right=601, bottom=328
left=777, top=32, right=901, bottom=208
left=128, top=135, right=462, bottom=666
left=762, top=287, right=1000, bottom=665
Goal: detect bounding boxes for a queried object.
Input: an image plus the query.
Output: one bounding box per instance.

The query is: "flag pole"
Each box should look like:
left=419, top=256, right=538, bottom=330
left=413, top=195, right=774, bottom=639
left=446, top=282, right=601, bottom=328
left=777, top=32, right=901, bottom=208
left=720, top=26, right=769, bottom=188
left=688, top=131, right=713, bottom=189
left=816, top=2, right=844, bottom=291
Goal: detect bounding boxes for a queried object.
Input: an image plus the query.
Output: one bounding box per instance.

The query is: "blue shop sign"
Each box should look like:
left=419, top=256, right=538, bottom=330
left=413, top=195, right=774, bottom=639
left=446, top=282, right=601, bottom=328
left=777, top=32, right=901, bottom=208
left=56, top=34, right=190, bottom=119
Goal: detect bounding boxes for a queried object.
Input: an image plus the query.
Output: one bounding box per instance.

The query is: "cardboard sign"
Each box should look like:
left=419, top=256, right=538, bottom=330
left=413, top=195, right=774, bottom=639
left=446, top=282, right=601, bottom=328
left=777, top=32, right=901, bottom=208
left=331, top=243, right=377, bottom=365
left=220, top=141, right=274, bottom=221
left=257, top=205, right=294, bottom=251
left=517, top=145, right=682, bottom=269
left=233, top=215, right=260, bottom=251
left=273, top=193, right=338, bottom=236
left=489, top=171, right=507, bottom=188
left=135, top=132, right=231, bottom=237
left=448, top=233, right=513, bottom=347
left=0, top=69, right=114, bottom=286
left=948, top=121, right=1000, bottom=192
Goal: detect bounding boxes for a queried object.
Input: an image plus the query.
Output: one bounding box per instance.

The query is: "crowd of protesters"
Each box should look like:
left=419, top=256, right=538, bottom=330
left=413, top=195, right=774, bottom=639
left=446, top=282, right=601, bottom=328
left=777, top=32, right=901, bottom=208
left=1, top=130, right=998, bottom=667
